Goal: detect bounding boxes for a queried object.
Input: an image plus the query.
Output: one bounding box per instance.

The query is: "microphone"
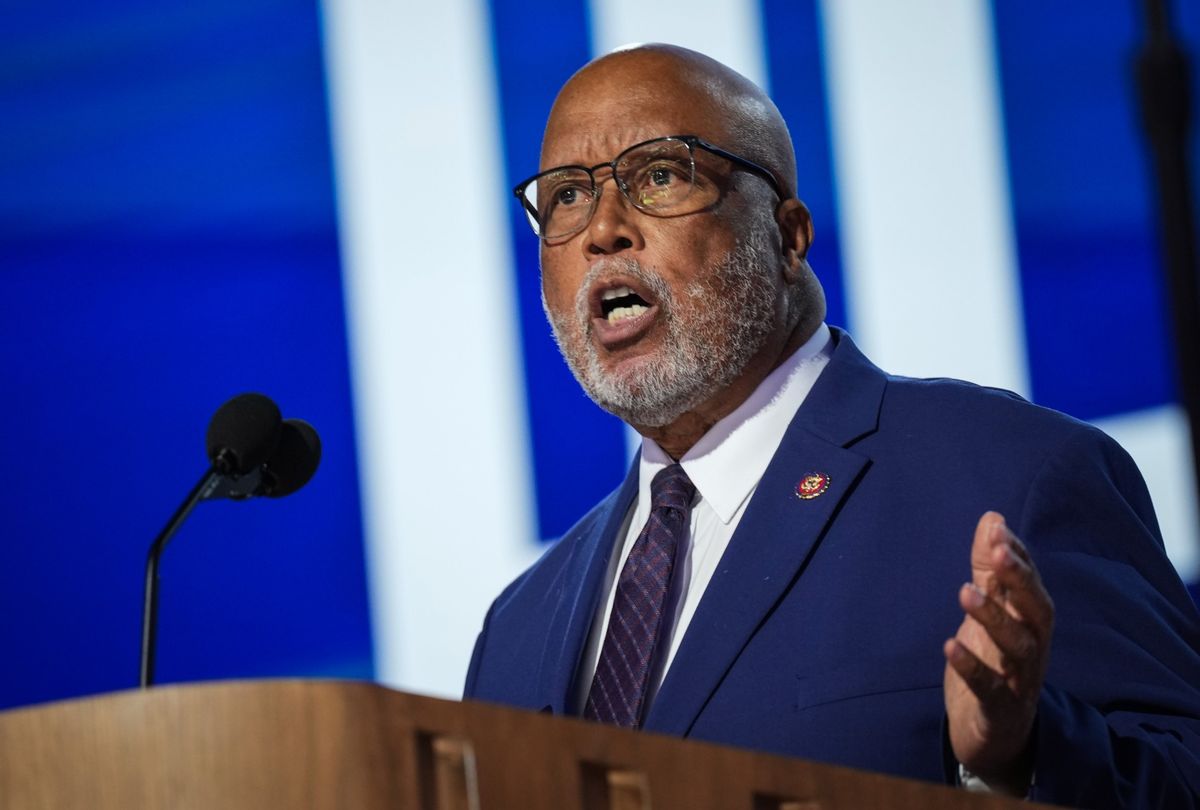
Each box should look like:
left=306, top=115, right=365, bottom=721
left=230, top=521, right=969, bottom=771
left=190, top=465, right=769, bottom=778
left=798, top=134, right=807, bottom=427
left=205, top=418, right=322, bottom=500
left=139, top=394, right=321, bottom=688
left=205, top=393, right=283, bottom=475
left=259, top=419, right=322, bottom=497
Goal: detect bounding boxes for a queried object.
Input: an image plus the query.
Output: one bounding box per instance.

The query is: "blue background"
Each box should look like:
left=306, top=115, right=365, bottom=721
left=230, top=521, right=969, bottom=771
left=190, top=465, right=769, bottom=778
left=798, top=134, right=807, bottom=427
left=0, top=0, right=1197, bottom=710
left=0, top=1, right=371, bottom=708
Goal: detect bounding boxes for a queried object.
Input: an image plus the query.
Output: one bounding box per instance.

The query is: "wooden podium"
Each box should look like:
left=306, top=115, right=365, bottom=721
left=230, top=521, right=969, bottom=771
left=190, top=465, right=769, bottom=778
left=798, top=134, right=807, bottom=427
left=0, top=680, right=1041, bottom=809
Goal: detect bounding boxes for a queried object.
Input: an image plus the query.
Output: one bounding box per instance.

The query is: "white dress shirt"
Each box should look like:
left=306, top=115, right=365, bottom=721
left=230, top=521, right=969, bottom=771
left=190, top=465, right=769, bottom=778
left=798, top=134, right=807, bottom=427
left=574, top=323, right=834, bottom=713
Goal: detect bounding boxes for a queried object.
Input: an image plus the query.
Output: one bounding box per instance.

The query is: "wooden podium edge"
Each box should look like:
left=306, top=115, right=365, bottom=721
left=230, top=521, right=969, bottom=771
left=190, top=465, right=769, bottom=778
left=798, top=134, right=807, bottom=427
left=0, top=679, right=1047, bottom=810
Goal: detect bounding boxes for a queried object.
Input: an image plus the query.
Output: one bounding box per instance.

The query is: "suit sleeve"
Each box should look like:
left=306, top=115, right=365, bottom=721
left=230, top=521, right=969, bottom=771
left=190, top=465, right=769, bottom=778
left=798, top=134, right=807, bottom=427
left=463, top=599, right=496, bottom=699
left=1016, top=426, right=1200, bottom=808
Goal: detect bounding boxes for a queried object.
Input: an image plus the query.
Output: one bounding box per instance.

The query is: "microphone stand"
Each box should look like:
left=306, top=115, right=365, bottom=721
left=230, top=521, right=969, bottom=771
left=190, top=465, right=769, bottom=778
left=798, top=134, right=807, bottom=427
left=139, top=467, right=224, bottom=688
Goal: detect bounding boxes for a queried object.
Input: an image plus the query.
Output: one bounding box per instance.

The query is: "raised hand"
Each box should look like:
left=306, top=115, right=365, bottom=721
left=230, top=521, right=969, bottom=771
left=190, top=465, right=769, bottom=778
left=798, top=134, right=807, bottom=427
left=943, top=511, right=1054, bottom=795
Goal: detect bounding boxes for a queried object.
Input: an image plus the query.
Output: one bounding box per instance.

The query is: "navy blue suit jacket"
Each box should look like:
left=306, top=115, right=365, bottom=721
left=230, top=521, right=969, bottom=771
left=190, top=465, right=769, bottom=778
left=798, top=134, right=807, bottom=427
left=466, top=330, right=1200, bottom=808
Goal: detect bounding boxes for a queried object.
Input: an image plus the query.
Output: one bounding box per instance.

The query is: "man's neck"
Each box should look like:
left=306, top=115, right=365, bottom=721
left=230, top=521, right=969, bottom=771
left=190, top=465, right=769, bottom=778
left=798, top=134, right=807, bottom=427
left=633, top=315, right=821, bottom=459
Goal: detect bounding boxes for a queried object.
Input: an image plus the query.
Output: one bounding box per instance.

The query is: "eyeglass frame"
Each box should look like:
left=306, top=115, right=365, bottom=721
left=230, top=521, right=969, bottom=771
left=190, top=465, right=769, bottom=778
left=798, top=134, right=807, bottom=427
left=512, top=134, right=787, bottom=242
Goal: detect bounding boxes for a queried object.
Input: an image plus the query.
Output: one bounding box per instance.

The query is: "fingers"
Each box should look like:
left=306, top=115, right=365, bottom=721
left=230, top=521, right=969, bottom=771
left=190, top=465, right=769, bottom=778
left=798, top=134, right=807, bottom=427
left=969, top=513, right=1055, bottom=636
left=947, top=512, right=1051, bottom=784
left=950, top=512, right=1055, bottom=703
left=943, top=636, right=1017, bottom=708
left=970, top=511, right=1007, bottom=565
left=988, top=540, right=1054, bottom=635
left=959, top=584, right=1038, bottom=675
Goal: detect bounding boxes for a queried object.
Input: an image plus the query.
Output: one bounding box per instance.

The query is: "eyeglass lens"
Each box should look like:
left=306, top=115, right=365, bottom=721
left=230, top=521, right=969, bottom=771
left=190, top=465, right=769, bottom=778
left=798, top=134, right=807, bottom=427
left=524, top=138, right=718, bottom=240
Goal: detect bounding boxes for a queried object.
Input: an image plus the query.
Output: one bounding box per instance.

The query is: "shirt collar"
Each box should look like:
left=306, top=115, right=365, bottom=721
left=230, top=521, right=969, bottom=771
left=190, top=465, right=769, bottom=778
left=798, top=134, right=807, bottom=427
left=639, top=323, right=833, bottom=522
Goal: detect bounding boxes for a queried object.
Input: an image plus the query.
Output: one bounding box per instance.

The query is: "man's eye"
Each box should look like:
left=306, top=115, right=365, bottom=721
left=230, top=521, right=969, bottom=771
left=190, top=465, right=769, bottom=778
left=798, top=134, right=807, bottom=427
left=545, top=183, right=590, bottom=209
left=647, top=166, right=679, bottom=186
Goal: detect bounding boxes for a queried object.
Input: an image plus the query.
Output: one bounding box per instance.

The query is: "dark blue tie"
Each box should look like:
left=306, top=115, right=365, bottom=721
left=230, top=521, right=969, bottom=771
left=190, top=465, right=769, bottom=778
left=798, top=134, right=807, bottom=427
left=584, top=463, right=696, bottom=728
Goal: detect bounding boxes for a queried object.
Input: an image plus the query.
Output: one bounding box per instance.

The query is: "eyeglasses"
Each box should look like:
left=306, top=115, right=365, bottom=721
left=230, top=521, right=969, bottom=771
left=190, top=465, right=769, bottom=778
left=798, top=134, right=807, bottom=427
left=513, top=135, right=785, bottom=242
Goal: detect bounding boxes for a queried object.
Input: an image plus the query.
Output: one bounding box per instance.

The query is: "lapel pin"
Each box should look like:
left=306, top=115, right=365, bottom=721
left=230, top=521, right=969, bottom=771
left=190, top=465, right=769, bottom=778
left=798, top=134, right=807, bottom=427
left=795, top=472, right=830, bottom=500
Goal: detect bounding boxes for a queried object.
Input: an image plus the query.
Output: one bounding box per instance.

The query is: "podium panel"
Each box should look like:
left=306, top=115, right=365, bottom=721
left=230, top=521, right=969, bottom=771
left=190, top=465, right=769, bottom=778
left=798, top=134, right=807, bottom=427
left=0, top=680, right=1043, bottom=809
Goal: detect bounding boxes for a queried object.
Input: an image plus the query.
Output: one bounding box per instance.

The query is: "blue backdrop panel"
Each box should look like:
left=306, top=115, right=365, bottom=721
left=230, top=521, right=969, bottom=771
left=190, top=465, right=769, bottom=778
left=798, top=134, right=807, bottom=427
left=991, top=1, right=1200, bottom=421
left=0, top=0, right=372, bottom=709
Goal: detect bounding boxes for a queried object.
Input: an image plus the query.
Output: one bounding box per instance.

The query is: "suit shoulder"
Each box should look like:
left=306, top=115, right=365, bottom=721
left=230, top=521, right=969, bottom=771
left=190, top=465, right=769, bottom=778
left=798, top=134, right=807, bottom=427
left=866, top=372, right=1140, bottom=499
left=880, top=372, right=1099, bottom=444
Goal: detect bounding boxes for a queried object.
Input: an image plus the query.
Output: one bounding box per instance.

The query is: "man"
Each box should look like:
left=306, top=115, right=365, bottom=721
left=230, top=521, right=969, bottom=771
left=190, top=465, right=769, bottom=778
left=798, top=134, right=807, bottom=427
left=465, top=44, right=1200, bottom=806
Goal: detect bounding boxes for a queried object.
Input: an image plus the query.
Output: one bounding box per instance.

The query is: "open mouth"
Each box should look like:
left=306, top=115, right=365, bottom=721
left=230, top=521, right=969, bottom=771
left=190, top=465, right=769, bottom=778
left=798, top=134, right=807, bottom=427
left=587, top=276, right=662, bottom=349
left=599, top=285, right=652, bottom=324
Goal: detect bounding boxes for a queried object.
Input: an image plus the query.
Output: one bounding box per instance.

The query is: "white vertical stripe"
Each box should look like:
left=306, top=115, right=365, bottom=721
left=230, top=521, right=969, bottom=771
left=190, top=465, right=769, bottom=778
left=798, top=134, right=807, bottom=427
left=818, top=0, right=1029, bottom=395
left=588, top=0, right=767, bottom=88
left=1094, top=406, right=1200, bottom=582
left=321, top=0, right=541, bottom=698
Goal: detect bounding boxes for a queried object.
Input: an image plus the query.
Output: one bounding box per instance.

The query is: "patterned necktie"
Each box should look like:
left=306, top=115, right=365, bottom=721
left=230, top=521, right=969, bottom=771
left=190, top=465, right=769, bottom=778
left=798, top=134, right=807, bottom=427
left=584, top=463, right=697, bottom=728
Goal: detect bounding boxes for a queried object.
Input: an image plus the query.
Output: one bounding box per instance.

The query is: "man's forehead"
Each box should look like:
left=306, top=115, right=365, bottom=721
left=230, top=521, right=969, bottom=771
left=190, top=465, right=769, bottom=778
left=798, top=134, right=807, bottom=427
left=540, top=83, right=731, bottom=167
left=533, top=46, right=795, bottom=195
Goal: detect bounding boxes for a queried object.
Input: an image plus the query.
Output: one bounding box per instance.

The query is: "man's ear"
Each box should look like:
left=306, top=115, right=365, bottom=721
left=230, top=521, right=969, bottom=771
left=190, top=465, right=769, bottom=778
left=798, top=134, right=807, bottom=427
left=776, top=198, right=814, bottom=283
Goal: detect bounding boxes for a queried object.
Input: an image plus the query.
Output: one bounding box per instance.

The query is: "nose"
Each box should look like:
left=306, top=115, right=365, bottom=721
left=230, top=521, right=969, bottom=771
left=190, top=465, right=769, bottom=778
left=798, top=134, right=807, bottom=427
left=581, top=175, right=644, bottom=258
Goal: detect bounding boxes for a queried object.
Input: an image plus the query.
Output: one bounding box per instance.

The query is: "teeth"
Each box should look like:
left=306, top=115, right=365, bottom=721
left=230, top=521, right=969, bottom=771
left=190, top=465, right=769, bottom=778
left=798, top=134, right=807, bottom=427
left=601, top=286, right=634, bottom=301
left=607, top=304, right=648, bottom=324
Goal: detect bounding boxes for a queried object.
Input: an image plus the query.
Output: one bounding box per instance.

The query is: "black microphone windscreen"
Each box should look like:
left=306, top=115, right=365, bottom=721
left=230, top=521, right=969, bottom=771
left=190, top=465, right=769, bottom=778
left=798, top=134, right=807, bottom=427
left=259, top=418, right=321, bottom=497
left=205, top=393, right=283, bottom=475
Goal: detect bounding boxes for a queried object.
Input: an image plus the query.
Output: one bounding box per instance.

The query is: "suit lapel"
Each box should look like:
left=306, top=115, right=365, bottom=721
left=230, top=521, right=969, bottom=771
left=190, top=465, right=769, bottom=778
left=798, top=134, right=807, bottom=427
left=538, top=457, right=641, bottom=715
left=644, top=332, right=887, bottom=735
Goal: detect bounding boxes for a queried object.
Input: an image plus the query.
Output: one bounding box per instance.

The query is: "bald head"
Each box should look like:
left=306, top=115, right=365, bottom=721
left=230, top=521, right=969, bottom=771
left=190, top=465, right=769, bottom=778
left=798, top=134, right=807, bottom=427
left=543, top=44, right=798, bottom=199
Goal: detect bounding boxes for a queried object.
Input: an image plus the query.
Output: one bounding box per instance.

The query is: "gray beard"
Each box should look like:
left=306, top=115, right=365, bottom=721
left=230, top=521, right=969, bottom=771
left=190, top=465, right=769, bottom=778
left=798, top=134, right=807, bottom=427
left=543, top=224, right=778, bottom=428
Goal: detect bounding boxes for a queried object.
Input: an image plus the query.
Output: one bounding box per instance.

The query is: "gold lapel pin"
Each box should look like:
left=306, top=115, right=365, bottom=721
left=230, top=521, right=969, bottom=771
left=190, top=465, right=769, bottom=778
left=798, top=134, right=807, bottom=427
left=795, top=472, right=830, bottom=500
